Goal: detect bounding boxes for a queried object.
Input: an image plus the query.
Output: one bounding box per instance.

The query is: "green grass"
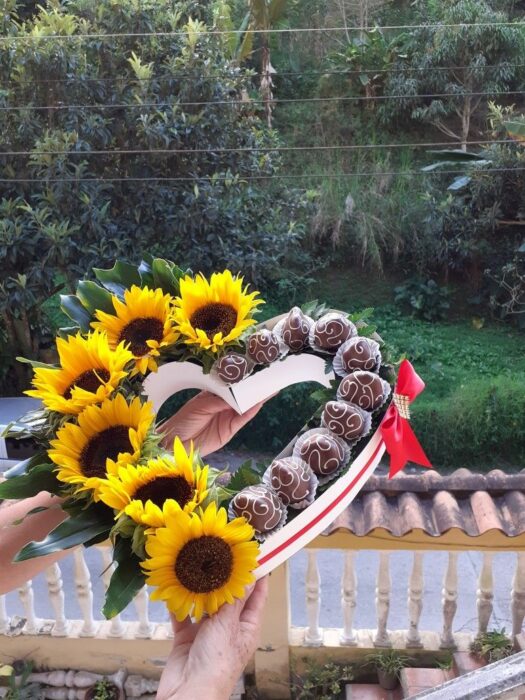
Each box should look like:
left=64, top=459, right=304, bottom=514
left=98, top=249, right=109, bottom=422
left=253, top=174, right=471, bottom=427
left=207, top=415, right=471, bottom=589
left=307, top=269, right=525, bottom=469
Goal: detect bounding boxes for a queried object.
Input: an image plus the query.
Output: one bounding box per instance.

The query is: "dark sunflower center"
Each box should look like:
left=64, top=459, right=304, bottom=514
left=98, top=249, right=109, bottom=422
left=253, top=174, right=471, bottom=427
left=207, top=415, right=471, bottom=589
left=175, top=535, right=233, bottom=593
left=79, top=425, right=132, bottom=479
left=134, top=476, right=193, bottom=509
left=190, top=303, right=238, bottom=341
left=118, top=317, right=164, bottom=356
left=63, top=368, right=111, bottom=399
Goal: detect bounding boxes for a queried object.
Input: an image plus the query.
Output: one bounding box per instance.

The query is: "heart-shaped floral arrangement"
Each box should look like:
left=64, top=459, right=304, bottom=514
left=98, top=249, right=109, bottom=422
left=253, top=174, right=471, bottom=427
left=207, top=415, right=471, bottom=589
left=0, top=257, right=430, bottom=622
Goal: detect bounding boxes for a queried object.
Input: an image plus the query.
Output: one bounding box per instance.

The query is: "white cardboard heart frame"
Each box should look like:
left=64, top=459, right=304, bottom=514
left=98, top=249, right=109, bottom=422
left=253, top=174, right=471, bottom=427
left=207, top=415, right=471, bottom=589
left=143, top=353, right=386, bottom=577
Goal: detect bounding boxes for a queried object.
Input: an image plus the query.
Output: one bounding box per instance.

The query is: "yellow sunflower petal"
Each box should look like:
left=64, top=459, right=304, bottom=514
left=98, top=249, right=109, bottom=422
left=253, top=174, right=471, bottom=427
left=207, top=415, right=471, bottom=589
left=142, top=503, right=259, bottom=621
left=26, top=331, right=133, bottom=415
left=172, top=271, right=263, bottom=351
left=92, top=286, right=179, bottom=375
left=49, top=395, right=154, bottom=497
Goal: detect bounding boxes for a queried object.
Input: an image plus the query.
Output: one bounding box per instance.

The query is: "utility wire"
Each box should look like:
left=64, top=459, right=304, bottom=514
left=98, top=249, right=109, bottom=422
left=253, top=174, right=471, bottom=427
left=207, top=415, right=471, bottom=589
left=1, top=21, right=525, bottom=41
left=2, top=63, right=524, bottom=87
left=0, top=90, right=522, bottom=111
left=0, top=139, right=513, bottom=157
left=0, top=167, right=523, bottom=183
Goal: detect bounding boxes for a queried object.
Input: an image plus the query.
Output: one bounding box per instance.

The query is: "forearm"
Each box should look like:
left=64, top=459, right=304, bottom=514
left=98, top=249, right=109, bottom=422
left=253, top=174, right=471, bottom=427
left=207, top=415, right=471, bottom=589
left=0, top=491, right=69, bottom=594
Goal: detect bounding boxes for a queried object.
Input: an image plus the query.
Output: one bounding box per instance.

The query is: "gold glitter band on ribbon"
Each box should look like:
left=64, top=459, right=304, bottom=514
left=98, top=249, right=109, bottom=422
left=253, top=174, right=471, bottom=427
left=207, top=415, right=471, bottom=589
left=393, top=393, right=411, bottom=420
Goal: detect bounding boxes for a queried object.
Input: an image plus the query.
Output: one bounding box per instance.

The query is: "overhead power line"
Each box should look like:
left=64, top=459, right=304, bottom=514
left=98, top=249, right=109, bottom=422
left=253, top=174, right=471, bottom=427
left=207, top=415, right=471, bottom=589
left=0, top=139, right=514, bottom=157
left=2, top=63, right=524, bottom=87
left=0, top=21, right=524, bottom=41
left=0, top=90, right=522, bottom=112
left=0, top=167, right=523, bottom=183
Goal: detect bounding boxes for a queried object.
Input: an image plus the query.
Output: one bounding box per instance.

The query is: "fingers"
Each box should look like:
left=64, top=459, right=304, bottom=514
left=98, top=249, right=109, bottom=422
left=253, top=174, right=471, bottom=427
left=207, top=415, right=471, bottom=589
left=240, top=576, right=269, bottom=626
left=158, top=392, right=236, bottom=454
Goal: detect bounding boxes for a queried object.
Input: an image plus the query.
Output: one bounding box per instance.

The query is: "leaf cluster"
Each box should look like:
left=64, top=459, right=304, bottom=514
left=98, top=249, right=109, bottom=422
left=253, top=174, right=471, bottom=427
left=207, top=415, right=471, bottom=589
left=292, top=660, right=354, bottom=700
left=470, top=628, right=514, bottom=663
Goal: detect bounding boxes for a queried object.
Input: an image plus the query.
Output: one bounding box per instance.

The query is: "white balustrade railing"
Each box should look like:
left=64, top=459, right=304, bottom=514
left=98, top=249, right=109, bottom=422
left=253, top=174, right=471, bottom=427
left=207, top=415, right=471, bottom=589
left=1, top=542, right=525, bottom=696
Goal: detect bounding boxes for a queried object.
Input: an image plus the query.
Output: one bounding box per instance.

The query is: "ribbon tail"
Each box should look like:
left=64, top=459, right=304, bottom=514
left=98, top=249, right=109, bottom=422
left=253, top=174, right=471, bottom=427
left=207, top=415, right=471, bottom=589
left=384, top=418, right=432, bottom=479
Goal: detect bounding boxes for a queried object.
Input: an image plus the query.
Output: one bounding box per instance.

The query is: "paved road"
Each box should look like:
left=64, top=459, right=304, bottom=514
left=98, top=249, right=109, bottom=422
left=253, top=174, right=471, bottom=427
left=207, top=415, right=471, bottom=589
left=2, top=451, right=516, bottom=635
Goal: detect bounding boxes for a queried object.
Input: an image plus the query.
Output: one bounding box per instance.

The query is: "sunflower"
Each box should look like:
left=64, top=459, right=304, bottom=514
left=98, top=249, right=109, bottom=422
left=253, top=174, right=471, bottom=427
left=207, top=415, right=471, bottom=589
left=92, top=285, right=179, bottom=375
left=173, top=270, right=263, bottom=352
left=143, top=502, right=259, bottom=621
left=49, top=394, right=155, bottom=496
left=25, top=331, right=133, bottom=415
left=98, top=437, right=209, bottom=527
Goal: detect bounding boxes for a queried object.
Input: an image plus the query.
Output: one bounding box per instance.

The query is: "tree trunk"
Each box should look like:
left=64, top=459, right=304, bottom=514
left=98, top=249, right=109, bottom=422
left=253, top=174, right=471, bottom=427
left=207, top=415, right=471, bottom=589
left=460, top=96, right=472, bottom=151
left=260, top=40, right=273, bottom=128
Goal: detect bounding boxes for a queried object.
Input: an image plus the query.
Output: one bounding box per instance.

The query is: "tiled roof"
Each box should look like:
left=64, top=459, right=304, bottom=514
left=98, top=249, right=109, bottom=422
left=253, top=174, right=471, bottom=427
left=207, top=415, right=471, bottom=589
left=325, top=468, right=525, bottom=538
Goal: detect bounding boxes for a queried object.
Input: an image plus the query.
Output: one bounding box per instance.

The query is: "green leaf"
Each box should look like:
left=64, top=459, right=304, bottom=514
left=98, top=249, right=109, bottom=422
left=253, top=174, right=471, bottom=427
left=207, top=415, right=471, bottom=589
left=94, top=261, right=142, bottom=295
left=76, top=280, right=115, bottom=315
left=349, top=307, right=374, bottom=322
left=0, top=464, right=61, bottom=498
left=15, top=506, right=112, bottom=561
left=504, top=119, right=525, bottom=144
left=427, top=149, right=490, bottom=162
left=227, top=460, right=264, bottom=493
left=57, top=326, right=83, bottom=339
left=4, top=451, right=47, bottom=478
left=448, top=176, right=471, bottom=191
left=300, top=299, right=328, bottom=319
left=102, top=540, right=145, bottom=618
left=138, top=259, right=154, bottom=288
left=151, top=258, right=181, bottom=294
left=16, top=356, right=56, bottom=370
left=60, top=294, right=92, bottom=332
left=358, top=324, right=378, bottom=338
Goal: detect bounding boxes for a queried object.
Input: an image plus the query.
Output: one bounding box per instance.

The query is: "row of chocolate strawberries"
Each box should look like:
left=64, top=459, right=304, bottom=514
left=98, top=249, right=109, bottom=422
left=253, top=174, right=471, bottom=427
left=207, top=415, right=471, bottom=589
left=213, top=306, right=367, bottom=381
left=225, top=307, right=391, bottom=540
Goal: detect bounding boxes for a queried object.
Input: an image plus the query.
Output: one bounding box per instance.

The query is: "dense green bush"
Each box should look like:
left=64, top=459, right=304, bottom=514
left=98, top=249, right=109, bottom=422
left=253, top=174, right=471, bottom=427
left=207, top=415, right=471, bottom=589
left=412, top=375, right=525, bottom=467
left=394, top=278, right=451, bottom=321
left=0, top=0, right=313, bottom=391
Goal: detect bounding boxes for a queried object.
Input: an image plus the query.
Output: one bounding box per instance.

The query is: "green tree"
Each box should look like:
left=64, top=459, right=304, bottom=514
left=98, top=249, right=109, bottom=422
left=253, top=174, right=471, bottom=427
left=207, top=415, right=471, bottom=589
left=0, top=0, right=312, bottom=391
left=381, top=0, right=525, bottom=150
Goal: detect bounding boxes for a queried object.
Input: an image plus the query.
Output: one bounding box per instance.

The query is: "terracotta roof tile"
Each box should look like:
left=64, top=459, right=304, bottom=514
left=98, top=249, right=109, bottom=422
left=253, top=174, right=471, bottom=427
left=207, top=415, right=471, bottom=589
left=323, top=469, right=525, bottom=538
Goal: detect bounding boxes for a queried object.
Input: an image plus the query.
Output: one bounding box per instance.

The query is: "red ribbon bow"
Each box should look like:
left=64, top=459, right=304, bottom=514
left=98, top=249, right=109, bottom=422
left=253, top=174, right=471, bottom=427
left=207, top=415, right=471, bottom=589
left=381, top=359, right=432, bottom=479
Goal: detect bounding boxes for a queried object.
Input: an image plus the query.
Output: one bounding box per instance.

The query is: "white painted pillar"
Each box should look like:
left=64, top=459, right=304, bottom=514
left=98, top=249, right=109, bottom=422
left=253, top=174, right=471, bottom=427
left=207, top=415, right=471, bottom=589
left=374, top=551, right=392, bottom=647
left=406, top=551, right=424, bottom=648
left=340, top=551, right=357, bottom=645
left=18, top=580, right=38, bottom=634
left=73, top=549, right=96, bottom=637
left=134, top=586, right=153, bottom=639
left=46, top=563, right=68, bottom=636
left=304, top=549, right=323, bottom=645
left=477, top=552, right=494, bottom=636
left=440, top=551, right=458, bottom=648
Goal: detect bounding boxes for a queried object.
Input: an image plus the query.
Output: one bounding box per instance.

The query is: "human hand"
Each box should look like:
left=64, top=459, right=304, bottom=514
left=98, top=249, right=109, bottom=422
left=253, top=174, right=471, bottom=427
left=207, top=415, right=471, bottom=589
left=0, top=492, right=67, bottom=595
left=157, top=576, right=269, bottom=700
left=159, top=391, right=267, bottom=457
